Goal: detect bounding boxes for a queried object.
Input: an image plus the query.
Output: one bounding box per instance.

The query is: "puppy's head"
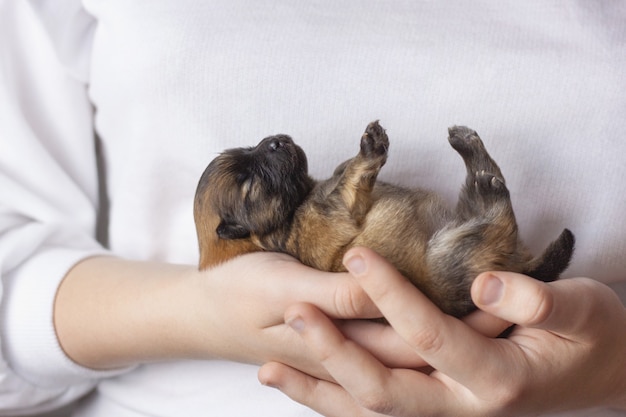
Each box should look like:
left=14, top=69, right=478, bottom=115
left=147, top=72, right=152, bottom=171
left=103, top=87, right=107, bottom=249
left=194, top=134, right=313, bottom=268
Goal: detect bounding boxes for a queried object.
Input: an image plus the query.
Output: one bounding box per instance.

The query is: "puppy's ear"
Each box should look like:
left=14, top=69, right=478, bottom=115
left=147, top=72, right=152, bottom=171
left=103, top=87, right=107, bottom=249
left=216, top=221, right=251, bottom=240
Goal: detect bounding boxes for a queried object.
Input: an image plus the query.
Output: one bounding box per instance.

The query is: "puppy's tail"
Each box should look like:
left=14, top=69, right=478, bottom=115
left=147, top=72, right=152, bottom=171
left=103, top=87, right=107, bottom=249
left=524, top=229, right=575, bottom=282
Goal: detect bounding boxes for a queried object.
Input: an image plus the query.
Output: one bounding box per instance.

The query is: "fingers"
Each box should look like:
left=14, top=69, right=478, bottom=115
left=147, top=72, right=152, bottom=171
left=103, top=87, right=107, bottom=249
left=259, top=362, right=376, bottom=417
left=461, top=309, right=512, bottom=338
left=270, top=302, right=458, bottom=417
left=237, top=252, right=381, bottom=321
left=342, top=247, right=498, bottom=388
left=338, top=320, right=428, bottom=369
left=294, top=266, right=382, bottom=319
left=283, top=303, right=395, bottom=401
left=291, top=257, right=382, bottom=320
left=268, top=249, right=625, bottom=417
left=471, top=272, right=619, bottom=338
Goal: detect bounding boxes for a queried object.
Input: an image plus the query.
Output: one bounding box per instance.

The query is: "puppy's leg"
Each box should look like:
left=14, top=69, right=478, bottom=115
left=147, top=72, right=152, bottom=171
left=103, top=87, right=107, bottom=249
left=330, top=120, right=389, bottom=223
left=448, top=127, right=575, bottom=283
left=448, top=126, right=511, bottom=220
left=425, top=127, right=520, bottom=317
left=285, top=121, right=388, bottom=271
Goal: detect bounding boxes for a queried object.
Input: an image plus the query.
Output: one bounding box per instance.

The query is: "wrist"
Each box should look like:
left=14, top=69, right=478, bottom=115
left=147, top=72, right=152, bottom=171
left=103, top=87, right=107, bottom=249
left=54, top=256, right=210, bottom=369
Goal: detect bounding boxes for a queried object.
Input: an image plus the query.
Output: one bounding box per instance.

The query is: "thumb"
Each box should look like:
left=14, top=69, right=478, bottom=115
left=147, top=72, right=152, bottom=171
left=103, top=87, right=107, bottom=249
left=471, top=271, right=610, bottom=337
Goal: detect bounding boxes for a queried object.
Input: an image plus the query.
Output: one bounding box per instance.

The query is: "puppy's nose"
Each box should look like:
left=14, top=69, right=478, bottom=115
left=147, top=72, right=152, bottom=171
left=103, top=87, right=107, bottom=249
left=268, top=139, right=282, bottom=151
left=266, top=135, right=292, bottom=151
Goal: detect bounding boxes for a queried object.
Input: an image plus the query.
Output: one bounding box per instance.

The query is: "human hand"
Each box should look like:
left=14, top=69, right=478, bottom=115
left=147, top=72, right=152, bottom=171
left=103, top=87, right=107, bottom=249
left=201, top=251, right=512, bottom=379
left=259, top=247, right=626, bottom=416
left=194, top=251, right=384, bottom=376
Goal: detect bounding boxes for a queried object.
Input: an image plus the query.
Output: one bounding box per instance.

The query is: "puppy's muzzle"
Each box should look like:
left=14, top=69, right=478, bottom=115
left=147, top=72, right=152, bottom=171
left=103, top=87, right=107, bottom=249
left=260, top=134, right=294, bottom=152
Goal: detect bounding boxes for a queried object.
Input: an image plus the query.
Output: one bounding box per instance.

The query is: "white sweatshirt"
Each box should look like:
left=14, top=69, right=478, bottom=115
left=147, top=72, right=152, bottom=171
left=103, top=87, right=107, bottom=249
left=1, top=1, right=625, bottom=416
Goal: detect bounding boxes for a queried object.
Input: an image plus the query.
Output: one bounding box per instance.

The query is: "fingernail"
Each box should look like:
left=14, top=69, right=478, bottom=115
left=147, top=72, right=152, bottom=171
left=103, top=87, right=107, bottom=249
left=261, top=380, right=280, bottom=390
left=344, top=254, right=367, bottom=276
left=286, top=315, right=305, bottom=333
left=478, top=274, right=504, bottom=306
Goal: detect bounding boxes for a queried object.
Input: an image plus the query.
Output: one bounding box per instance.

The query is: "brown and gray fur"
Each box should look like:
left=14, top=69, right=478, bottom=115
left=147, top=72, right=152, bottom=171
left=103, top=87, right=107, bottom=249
left=194, top=121, right=574, bottom=317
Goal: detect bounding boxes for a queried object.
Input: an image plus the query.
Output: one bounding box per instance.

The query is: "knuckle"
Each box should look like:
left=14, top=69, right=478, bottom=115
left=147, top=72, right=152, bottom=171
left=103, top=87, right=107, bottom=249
left=333, top=281, right=370, bottom=318
left=356, top=390, right=395, bottom=415
left=525, top=285, right=555, bottom=326
left=405, top=322, right=445, bottom=355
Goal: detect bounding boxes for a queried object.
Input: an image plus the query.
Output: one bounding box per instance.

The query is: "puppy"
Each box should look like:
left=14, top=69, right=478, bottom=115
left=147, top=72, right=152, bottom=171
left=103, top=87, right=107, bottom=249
left=194, top=121, right=574, bottom=317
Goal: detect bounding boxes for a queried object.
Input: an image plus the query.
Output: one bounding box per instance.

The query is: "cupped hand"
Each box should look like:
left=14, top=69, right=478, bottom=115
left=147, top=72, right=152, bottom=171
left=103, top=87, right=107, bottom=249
left=259, top=247, right=626, bottom=417
left=201, top=250, right=511, bottom=379
left=195, top=251, right=419, bottom=378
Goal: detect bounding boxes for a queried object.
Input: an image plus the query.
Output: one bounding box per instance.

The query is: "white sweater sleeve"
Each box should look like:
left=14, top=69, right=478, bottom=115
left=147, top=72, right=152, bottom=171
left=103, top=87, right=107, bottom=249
left=0, top=1, right=129, bottom=414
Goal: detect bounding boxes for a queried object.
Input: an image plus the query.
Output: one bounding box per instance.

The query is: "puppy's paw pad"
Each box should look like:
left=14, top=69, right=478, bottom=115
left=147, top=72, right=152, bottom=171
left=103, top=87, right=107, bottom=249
left=448, top=126, right=482, bottom=154
left=361, top=120, right=389, bottom=157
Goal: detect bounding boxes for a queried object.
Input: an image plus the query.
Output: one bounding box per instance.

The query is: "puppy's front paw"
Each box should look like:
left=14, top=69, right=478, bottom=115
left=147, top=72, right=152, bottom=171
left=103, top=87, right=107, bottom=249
left=448, top=125, right=482, bottom=156
left=475, top=170, right=508, bottom=197
left=360, top=120, right=389, bottom=158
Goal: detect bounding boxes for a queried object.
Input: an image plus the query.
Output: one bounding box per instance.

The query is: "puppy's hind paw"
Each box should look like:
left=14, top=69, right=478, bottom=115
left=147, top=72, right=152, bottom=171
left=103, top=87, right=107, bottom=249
left=360, top=120, right=389, bottom=158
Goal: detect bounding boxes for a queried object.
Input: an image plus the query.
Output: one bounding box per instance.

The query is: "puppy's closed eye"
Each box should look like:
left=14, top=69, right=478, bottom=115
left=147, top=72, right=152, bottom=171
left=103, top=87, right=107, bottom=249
left=217, top=221, right=250, bottom=240
left=236, top=171, right=250, bottom=185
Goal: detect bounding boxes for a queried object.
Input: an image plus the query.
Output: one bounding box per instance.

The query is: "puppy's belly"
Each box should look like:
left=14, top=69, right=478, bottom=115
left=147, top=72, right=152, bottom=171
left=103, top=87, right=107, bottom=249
left=340, top=186, right=450, bottom=284
left=353, top=206, right=434, bottom=279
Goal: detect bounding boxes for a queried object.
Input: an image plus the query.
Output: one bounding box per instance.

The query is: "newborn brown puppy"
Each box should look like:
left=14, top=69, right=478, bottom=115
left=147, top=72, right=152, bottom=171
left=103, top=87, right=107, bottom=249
left=194, top=121, right=574, bottom=317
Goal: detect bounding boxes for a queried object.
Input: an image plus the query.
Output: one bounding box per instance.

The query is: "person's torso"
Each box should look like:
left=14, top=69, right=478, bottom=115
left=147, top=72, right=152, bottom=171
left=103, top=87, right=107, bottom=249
left=80, top=1, right=626, bottom=415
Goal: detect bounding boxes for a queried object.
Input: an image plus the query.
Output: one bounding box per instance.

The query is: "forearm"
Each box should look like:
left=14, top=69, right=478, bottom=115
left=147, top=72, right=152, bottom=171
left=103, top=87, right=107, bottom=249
left=53, top=251, right=407, bottom=382
left=54, top=256, right=210, bottom=369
